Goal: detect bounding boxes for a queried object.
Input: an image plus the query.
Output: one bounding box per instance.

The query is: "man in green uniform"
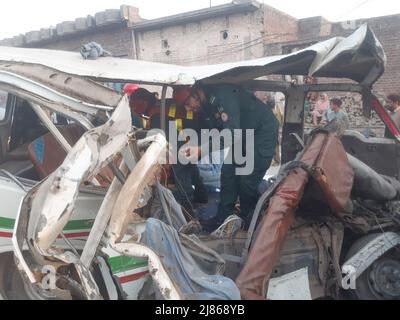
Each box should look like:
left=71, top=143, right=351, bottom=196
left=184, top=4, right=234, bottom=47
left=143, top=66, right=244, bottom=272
left=130, top=88, right=208, bottom=214
left=174, top=83, right=279, bottom=230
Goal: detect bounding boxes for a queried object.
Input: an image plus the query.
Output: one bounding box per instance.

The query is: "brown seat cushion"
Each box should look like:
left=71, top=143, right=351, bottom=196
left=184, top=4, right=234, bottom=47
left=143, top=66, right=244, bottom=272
left=28, top=124, right=85, bottom=180
left=236, top=132, right=354, bottom=300
left=27, top=124, right=121, bottom=187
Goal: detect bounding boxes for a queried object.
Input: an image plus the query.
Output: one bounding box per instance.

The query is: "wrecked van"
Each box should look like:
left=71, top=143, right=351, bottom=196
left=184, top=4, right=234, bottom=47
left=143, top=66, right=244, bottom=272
left=0, top=24, right=398, bottom=300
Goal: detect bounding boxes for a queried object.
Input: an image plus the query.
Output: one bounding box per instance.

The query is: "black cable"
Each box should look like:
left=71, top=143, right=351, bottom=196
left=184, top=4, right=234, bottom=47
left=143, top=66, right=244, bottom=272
left=170, top=164, right=195, bottom=215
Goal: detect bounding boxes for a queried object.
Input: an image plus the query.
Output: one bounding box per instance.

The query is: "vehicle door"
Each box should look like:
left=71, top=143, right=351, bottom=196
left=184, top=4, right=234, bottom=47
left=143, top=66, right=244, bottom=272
left=0, top=91, right=15, bottom=164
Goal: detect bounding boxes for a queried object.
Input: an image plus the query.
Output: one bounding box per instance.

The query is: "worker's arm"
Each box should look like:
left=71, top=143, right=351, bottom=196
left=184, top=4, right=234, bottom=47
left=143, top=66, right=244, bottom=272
left=183, top=85, right=242, bottom=162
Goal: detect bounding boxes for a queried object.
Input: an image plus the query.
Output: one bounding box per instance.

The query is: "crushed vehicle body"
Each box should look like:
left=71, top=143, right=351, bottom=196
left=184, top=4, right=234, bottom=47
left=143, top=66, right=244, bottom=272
left=0, top=24, right=398, bottom=300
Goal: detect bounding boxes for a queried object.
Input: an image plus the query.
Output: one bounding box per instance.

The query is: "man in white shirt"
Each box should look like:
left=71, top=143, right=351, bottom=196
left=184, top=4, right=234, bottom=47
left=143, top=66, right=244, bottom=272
left=386, top=94, right=400, bottom=129
left=274, top=92, right=285, bottom=117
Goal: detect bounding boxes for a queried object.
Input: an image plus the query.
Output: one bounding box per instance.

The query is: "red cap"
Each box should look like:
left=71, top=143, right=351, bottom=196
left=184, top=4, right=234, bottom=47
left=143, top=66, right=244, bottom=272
left=123, top=83, right=140, bottom=96
left=173, top=87, right=192, bottom=106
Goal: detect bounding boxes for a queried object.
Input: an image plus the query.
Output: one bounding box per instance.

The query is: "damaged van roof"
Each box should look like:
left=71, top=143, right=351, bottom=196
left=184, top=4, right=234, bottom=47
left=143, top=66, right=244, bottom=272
left=0, top=24, right=386, bottom=86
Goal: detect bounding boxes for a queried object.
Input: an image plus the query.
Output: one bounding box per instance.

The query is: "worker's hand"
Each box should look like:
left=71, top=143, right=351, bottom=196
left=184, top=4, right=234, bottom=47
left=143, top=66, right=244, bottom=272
left=180, top=145, right=201, bottom=163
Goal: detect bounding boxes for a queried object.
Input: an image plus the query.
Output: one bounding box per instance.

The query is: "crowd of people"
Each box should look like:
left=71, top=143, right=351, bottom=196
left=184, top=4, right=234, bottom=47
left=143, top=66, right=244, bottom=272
left=306, top=89, right=400, bottom=135
left=303, top=76, right=350, bottom=130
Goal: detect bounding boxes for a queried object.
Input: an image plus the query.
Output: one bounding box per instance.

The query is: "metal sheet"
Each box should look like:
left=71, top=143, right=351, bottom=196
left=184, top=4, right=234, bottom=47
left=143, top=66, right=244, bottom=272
left=267, top=267, right=312, bottom=300
left=27, top=97, right=131, bottom=252
left=0, top=25, right=385, bottom=86
left=12, top=96, right=131, bottom=299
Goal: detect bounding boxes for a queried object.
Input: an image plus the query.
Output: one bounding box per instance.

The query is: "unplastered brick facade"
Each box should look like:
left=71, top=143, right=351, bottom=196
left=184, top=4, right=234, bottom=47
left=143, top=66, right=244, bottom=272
left=32, top=27, right=134, bottom=58
left=1, top=1, right=399, bottom=96
left=136, top=10, right=265, bottom=65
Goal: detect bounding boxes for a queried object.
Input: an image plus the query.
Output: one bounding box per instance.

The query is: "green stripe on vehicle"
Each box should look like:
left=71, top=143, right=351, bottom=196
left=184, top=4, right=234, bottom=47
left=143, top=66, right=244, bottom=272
left=108, top=256, right=148, bottom=274
left=0, top=217, right=94, bottom=231
left=0, top=217, right=15, bottom=230
left=64, top=219, right=94, bottom=231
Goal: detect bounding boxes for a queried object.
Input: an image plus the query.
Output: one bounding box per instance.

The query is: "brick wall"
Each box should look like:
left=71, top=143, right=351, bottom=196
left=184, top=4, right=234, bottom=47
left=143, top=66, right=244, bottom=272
left=297, top=16, right=332, bottom=41
left=135, top=4, right=301, bottom=66
left=136, top=10, right=266, bottom=66
left=263, top=5, right=298, bottom=43
left=27, top=26, right=134, bottom=58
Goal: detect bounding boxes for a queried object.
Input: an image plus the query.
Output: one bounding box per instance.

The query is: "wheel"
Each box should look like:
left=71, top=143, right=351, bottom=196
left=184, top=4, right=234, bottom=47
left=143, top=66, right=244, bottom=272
left=344, top=234, right=400, bottom=300
left=349, top=257, right=400, bottom=300
left=1, top=253, right=56, bottom=300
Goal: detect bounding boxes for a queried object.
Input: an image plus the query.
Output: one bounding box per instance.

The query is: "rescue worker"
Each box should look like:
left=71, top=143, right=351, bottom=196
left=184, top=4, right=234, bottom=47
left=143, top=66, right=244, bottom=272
left=123, top=83, right=140, bottom=96
left=130, top=88, right=208, bottom=214
left=124, top=83, right=144, bottom=128
left=173, top=83, right=279, bottom=231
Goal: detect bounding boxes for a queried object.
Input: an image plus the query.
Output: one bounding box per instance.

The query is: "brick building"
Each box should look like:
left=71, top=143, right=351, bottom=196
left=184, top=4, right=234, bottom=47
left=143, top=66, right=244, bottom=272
left=1, top=0, right=399, bottom=95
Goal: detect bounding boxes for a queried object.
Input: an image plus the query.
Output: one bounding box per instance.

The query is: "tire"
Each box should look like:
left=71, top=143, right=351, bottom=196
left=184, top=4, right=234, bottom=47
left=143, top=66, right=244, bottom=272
left=344, top=234, right=400, bottom=300
left=350, top=257, right=400, bottom=300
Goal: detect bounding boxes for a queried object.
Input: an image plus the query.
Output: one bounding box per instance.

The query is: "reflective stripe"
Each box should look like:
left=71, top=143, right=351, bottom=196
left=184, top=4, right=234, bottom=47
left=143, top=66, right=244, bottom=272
left=168, top=105, right=177, bottom=118
left=176, top=119, right=183, bottom=132
left=142, top=118, right=150, bottom=129
left=169, top=104, right=192, bottom=121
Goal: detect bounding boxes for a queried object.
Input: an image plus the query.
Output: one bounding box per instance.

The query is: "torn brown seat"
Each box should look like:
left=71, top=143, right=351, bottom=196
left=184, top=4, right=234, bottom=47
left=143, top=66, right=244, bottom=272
left=27, top=124, right=85, bottom=180
left=28, top=124, right=120, bottom=187
left=235, top=132, right=354, bottom=300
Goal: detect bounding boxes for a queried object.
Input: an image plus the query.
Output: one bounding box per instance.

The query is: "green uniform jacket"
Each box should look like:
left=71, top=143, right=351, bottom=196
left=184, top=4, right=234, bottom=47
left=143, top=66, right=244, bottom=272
left=202, top=83, right=279, bottom=170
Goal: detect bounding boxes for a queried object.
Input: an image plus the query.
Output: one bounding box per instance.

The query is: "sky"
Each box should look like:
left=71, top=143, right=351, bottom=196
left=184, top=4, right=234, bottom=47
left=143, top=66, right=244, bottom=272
left=0, top=0, right=399, bottom=39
